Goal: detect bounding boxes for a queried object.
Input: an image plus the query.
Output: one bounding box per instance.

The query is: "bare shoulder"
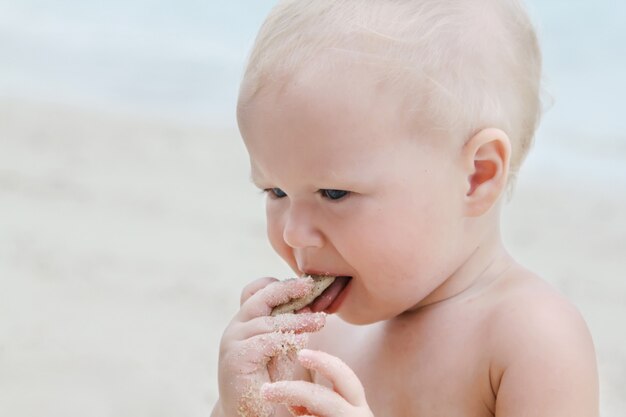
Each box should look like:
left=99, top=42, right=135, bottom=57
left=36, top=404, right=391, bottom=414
left=487, top=267, right=596, bottom=362
left=486, top=266, right=599, bottom=416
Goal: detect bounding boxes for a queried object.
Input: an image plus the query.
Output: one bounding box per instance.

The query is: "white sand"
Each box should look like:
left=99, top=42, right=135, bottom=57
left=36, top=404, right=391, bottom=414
left=1, top=98, right=624, bottom=416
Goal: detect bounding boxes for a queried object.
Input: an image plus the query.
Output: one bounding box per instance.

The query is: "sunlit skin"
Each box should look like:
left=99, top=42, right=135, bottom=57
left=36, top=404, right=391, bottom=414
left=211, top=56, right=599, bottom=417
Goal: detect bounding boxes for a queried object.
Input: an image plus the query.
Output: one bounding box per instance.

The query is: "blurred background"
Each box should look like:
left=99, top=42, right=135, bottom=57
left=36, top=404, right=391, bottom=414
left=0, top=1, right=624, bottom=416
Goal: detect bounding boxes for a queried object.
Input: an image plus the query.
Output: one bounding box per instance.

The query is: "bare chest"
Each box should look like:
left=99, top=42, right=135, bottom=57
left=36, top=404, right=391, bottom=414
left=313, top=313, right=496, bottom=417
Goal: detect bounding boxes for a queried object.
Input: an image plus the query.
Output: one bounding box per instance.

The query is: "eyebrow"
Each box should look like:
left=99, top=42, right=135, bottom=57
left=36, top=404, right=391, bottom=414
left=248, top=164, right=374, bottom=190
left=249, top=172, right=264, bottom=188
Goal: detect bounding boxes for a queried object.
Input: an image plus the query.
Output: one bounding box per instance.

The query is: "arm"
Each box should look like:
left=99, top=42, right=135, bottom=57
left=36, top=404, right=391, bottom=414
left=490, top=294, right=599, bottom=417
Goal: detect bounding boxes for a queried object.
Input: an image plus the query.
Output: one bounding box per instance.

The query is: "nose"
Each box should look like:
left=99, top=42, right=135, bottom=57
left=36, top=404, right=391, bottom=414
left=282, top=201, right=324, bottom=249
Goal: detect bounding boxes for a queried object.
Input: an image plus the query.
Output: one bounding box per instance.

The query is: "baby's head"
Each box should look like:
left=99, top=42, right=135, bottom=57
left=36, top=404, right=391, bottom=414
left=239, top=0, right=542, bottom=181
left=237, top=0, right=542, bottom=324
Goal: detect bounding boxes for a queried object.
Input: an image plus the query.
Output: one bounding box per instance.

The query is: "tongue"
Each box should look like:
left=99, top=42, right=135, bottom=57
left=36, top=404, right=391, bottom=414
left=310, top=276, right=350, bottom=312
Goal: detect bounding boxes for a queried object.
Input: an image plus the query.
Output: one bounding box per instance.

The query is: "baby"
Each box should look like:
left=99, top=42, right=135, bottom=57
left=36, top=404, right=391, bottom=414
left=212, top=0, right=599, bottom=416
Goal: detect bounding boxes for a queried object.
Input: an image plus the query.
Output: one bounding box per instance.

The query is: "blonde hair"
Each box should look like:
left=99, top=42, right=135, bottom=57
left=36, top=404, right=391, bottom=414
left=238, top=0, right=542, bottom=177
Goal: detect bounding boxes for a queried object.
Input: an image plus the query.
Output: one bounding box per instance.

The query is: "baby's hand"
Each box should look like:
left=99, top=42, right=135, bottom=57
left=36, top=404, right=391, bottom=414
left=216, top=277, right=327, bottom=417
left=260, top=349, right=374, bottom=417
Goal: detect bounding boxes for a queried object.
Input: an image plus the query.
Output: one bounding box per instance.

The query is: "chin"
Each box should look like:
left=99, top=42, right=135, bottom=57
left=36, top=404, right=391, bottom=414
left=336, top=307, right=389, bottom=326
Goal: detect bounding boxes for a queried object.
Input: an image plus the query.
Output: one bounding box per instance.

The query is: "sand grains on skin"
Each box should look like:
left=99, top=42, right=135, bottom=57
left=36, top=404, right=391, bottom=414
left=238, top=330, right=309, bottom=417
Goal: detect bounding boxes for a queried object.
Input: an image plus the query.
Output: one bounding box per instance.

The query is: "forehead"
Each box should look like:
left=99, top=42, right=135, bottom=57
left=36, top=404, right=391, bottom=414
left=242, top=54, right=405, bottom=128
left=239, top=58, right=418, bottom=181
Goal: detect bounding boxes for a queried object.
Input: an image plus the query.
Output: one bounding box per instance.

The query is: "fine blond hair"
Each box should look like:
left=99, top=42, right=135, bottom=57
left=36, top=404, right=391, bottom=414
left=238, top=0, right=543, bottom=177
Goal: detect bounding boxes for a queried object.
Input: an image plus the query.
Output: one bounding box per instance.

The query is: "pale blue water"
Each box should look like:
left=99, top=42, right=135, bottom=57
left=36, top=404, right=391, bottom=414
left=1, top=1, right=624, bottom=145
left=0, top=1, right=275, bottom=125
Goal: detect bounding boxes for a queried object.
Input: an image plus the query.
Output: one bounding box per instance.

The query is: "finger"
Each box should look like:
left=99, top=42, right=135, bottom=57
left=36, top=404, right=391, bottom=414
left=260, top=380, right=344, bottom=417
left=287, top=405, right=315, bottom=417
left=233, top=312, right=327, bottom=340
left=239, top=332, right=309, bottom=369
left=240, top=277, right=278, bottom=306
left=237, top=277, right=314, bottom=321
left=297, top=349, right=367, bottom=407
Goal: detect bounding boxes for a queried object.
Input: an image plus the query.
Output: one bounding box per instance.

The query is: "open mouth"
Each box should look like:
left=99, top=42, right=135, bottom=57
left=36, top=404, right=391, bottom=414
left=270, top=275, right=353, bottom=316
left=309, top=276, right=352, bottom=313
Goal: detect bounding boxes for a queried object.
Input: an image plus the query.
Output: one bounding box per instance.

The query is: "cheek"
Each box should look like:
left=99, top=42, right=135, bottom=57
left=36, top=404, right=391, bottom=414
left=350, top=198, right=458, bottom=274
left=265, top=204, right=297, bottom=266
left=266, top=204, right=284, bottom=251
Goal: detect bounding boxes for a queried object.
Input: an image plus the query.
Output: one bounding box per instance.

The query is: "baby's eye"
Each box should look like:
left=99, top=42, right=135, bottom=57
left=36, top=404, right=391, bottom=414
left=320, top=189, right=349, bottom=200
left=265, top=187, right=287, bottom=199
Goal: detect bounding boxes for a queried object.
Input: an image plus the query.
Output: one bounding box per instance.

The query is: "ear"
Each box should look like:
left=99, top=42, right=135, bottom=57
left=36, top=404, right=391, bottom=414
left=461, top=128, right=511, bottom=217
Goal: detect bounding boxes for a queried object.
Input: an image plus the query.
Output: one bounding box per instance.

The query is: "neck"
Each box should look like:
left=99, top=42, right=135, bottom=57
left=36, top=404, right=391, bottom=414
left=407, top=220, right=514, bottom=314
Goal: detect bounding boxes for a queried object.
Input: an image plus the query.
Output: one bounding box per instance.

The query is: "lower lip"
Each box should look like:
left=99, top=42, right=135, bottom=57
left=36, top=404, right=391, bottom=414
left=324, top=279, right=352, bottom=314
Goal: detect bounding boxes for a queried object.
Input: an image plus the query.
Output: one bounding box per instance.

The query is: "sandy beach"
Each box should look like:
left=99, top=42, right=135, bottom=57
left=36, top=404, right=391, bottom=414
left=0, top=97, right=624, bottom=416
